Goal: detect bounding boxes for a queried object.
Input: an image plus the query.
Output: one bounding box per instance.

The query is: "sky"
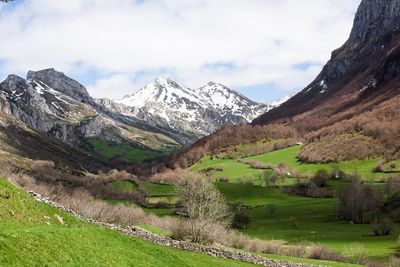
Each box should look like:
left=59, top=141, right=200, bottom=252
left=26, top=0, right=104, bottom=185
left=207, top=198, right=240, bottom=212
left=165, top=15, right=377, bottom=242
left=0, top=0, right=361, bottom=103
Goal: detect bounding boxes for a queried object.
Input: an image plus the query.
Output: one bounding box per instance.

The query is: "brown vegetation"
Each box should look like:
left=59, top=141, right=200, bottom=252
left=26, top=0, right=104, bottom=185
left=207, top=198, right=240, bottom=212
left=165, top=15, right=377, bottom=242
left=337, top=179, right=382, bottom=224
left=176, top=173, right=231, bottom=244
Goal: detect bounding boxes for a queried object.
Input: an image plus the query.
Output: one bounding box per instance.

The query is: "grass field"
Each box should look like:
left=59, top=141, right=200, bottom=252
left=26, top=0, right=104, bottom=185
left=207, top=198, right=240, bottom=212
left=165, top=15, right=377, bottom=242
left=109, top=180, right=138, bottom=192
left=134, top=178, right=400, bottom=261
left=216, top=182, right=398, bottom=261
left=0, top=178, right=358, bottom=267
left=86, top=138, right=174, bottom=163
left=0, top=178, right=257, bottom=267
left=191, top=145, right=385, bottom=182
left=142, top=181, right=176, bottom=196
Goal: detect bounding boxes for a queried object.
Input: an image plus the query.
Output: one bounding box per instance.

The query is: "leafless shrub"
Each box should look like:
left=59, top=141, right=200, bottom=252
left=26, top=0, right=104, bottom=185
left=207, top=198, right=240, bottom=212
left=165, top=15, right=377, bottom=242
left=149, top=168, right=200, bottom=185
left=372, top=217, right=394, bottom=236
left=176, top=173, right=231, bottom=244
left=308, top=245, right=345, bottom=261
left=345, top=243, right=368, bottom=264
left=217, top=176, right=229, bottom=182
left=389, top=256, right=400, bottom=267
left=169, top=219, right=192, bottom=241
left=286, top=244, right=307, bottom=258
left=337, top=181, right=382, bottom=223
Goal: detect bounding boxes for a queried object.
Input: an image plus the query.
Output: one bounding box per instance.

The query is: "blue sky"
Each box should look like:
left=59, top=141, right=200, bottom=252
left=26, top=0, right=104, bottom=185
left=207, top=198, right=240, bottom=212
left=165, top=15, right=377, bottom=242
left=0, top=0, right=361, bottom=103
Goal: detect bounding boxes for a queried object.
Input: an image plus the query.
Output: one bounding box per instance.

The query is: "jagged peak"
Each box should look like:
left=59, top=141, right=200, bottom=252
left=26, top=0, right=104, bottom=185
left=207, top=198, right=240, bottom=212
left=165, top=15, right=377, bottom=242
left=25, top=68, right=92, bottom=103
left=26, top=68, right=58, bottom=80
left=4, top=74, right=25, bottom=83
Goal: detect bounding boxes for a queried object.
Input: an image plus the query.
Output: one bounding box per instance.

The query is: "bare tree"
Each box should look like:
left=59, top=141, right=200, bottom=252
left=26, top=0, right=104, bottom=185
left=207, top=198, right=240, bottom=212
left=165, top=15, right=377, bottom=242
left=1, top=0, right=14, bottom=3
left=337, top=179, right=382, bottom=223
left=176, top=173, right=231, bottom=244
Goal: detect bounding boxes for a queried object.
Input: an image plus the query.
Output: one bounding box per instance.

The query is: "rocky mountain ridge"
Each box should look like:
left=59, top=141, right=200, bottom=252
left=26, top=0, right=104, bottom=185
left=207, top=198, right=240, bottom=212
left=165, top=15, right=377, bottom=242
left=0, top=68, right=275, bottom=160
left=0, top=69, right=178, bottom=151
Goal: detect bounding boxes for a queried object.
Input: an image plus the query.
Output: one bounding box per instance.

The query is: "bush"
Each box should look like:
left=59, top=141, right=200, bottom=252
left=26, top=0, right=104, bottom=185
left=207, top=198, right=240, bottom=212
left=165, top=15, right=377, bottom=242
left=266, top=203, right=277, bottom=215
left=176, top=174, right=232, bottom=244
left=308, top=245, right=344, bottom=261
left=373, top=162, right=384, bottom=173
left=311, top=169, right=329, bottom=187
left=217, top=176, right=229, bottom=182
left=389, top=256, right=400, bottom=267
left=286, top=244, right=306, bottom=258
left=260, top=170, right=278, bottom=187
left=169, top=220, right=192, bottom=241
left=283, top=183, right=333, bottom=198
left=232, top=211, right=251, bottom=229
left=245, top=178, right=254, bottom=186
left=345, top=243, right=368, bottom=264
left=372, top=217, right=393, bottom=236
left=337, top=181, right=382, bottom=223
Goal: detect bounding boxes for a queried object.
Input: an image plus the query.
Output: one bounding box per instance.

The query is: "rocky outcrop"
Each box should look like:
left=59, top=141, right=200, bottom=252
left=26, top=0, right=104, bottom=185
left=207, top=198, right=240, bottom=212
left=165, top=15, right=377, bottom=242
left=347, top=0, right=400, bottom=49
left=28, top=191, right=323, bottom=267
left=27, top=68, right=93, bottom=104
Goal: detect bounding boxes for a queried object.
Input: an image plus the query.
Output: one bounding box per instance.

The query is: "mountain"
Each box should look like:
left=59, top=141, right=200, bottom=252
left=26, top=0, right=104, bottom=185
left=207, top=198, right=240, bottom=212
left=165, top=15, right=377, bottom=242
left=109, top=77, right=271, bottom=143
left=253, top=0, right=400, bottom=128
left=0, top=69, right=179, bottom=160
left=173, top=0, right=400, bottom=166
left=0, top=68, right=272, bottom=167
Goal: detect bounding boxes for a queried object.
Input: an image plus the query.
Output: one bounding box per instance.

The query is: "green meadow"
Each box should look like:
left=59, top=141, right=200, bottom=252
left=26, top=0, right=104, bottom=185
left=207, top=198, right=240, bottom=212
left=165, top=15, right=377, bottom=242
left=191, top=145, right=383, bottom=182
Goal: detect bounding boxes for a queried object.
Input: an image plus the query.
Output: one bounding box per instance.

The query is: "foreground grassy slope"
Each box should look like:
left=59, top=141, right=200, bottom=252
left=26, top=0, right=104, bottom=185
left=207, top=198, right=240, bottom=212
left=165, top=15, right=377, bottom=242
left=0, top=178, right=254, bottom=267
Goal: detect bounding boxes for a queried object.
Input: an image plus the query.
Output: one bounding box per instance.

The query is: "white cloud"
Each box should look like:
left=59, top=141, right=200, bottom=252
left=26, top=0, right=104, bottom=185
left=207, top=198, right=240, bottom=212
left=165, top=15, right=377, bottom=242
left=0, top=0, right=361, bottom=99
left=86, top=74, right=136, bottom=99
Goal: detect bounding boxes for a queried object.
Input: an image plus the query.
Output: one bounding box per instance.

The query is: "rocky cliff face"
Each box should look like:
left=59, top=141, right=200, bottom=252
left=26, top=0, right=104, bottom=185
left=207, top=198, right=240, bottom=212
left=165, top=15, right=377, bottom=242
left=347, top=0, right=400, bottom=48
left=27, top=68, right=94, bottom=104
left=253, top=0, right=400, bottom=125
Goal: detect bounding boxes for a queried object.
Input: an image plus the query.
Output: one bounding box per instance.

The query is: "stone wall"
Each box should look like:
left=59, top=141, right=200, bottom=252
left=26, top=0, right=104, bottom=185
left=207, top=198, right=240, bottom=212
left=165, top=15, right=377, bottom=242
left=28, top=191, right=325, bottom=267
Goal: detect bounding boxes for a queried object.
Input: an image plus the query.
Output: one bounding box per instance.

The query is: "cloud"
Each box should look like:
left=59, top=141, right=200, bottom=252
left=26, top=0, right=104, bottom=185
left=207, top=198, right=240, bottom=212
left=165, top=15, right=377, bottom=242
left=86, top=74, right=136, bottom=99
left=0, top=0, right=361, bottom=100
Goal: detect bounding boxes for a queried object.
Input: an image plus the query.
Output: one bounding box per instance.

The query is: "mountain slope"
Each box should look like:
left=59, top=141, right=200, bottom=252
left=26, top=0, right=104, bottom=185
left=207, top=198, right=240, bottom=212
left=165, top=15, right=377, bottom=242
left=0, top=69, right=179, bottom=155
left=253, top=0, right=400, bottom=129
left=172, top=0, right=400, bottom=166
left=112, top=78, right=271, bottom=143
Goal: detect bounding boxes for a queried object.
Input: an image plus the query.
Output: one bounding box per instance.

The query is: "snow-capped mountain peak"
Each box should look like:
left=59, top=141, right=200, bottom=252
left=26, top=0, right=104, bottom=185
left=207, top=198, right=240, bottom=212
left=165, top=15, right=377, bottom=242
left=112, top=78, right=271, bottom=143
left=117, top=77, right=204, bottom=110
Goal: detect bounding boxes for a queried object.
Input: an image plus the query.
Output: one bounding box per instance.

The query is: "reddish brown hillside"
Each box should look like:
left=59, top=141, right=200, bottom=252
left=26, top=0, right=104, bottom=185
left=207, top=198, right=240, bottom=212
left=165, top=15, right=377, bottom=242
left=170, top=0, right=400, bottom=167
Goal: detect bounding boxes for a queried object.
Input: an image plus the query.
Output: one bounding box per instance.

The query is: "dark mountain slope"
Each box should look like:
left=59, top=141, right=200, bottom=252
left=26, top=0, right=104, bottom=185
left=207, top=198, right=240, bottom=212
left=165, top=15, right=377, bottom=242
left=253, top=0, right=400, bottom=128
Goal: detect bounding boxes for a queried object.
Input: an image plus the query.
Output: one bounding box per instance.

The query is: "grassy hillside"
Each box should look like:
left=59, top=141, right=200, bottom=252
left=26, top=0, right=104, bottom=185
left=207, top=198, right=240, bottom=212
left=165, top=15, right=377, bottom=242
left=186, top=145, right=400, bottom=262
left=191, top=145, right=385, bottom=181
left=0, top=178, right=255, bottom=267
left=140, top=180, right=399, bottom=261
left=87, top=138, right=178, bottom=163
left=217, top=183, right=398, bottom=261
